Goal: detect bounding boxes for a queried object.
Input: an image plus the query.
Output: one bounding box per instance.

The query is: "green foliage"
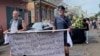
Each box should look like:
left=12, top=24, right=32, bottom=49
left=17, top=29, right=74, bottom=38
left=95, top=12, right=100, bottom=17
left=90, top=16, right=97, bottom=20
left=72, top=16, right=83, bottom=29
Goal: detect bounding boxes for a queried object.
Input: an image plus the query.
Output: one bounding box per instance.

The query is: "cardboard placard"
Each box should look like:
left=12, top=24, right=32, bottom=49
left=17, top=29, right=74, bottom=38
left=8, top=31, right=65, bottom=56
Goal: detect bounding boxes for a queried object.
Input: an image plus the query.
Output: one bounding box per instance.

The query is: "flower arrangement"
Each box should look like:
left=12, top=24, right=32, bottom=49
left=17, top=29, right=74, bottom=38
left=72, top=16, right=83, bottom=29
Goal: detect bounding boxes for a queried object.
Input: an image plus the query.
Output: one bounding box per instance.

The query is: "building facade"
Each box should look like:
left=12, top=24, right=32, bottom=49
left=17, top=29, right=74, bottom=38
left=45, top=0, right=62, bottom=6
left=0, top=0, right=29, bottom=30
left=28, top=0, right=57, bottom=23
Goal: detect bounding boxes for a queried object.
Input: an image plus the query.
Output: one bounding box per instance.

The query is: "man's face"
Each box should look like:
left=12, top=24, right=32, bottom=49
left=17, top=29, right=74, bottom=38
left=12, top=11, right=19, bottom=19
left=58, top=9, right=65, bottom=16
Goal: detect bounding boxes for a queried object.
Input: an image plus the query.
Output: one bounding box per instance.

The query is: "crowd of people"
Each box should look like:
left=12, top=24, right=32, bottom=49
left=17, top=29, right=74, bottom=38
left=89, top=19, right=100, bottom=30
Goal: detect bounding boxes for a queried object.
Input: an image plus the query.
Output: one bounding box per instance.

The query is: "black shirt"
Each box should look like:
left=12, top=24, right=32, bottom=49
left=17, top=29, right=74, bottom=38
left=83, top=23, right=89, bottom=31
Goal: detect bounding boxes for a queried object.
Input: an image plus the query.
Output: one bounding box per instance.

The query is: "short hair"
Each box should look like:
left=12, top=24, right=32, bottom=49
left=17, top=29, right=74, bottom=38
left=58, top=5, right=65, bottom=10
left=13, top=10, right=20, bottom=15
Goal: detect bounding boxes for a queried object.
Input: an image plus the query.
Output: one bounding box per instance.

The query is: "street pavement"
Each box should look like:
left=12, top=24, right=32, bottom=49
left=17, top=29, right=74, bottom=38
left=70, top=29, right=100, bottom=56
left=0, top=45, right=10, bottom=56
left=0, top=29, right=100, bottom=56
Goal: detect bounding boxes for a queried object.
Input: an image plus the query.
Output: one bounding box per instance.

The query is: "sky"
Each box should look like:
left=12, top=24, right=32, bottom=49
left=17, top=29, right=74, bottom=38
left=64, top=0, right=100, bottom=16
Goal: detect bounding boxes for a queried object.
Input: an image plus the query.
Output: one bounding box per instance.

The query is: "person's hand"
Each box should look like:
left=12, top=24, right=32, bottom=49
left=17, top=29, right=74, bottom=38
left=3, top=30, right=8, bottom=34
left=52, top=30, right=56, bottom=33
left=66, top=29, right=70, bottom=32
left=15, top=30, right=22, bottom=33
left=15, top=30, right=25, bottom=33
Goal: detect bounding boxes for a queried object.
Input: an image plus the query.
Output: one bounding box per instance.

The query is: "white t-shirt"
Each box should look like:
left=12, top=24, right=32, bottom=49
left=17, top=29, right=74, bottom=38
left=10, top=20, right=18, bottom=33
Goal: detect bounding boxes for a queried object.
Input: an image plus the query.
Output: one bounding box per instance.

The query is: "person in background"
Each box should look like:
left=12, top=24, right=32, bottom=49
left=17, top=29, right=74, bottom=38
left=92, top=20, right=97, bottom=29
left=86, top=18, right=90, bottom=29
left=86, top=18, right=90, bottom=24
left=97, top=19, right=100, bottom=29
left=53, top=5, right=72, bottom=56
left=3, top=10, right=26, bottom=45
left=83, top=19, right=89, bottom=44
left=89, top=20, right=93, bottom=29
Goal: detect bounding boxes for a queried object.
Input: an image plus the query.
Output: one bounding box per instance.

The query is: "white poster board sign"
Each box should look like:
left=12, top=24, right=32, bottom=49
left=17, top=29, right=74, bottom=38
left=8, top=31, right=65, bottom=56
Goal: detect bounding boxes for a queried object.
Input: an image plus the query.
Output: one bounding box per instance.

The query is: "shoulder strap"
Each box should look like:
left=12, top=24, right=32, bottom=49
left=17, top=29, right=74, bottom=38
left=58, top=16, right=68, bottom=25
left=64, top=16, right=72, bottom=27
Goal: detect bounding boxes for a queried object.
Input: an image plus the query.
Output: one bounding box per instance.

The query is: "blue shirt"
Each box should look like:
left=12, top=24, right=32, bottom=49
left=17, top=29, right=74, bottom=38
left=54, top=16, right=71, bottom=29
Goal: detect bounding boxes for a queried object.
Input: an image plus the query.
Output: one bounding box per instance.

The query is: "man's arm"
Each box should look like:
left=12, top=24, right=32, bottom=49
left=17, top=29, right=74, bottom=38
left=21, top=20, right=27, bottom=31
left=3, top=30, right=9, bottom=34
left=18, top=20, right=27, bottom=31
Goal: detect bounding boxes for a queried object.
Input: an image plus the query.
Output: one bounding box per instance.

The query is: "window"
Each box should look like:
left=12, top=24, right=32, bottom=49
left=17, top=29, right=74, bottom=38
left=48, top=9, right=51, bottom=19
left=44, top=8, right=47, bottom=19
left=51, top=10, right=54, bottom=19
left=42, top=8, right=45, bottom=19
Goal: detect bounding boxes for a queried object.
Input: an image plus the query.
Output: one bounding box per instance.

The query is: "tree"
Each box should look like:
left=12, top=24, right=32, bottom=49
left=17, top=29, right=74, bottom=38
left=90, top=16, right=97, bottom=20
left=95, top=12, right=100, bottom=17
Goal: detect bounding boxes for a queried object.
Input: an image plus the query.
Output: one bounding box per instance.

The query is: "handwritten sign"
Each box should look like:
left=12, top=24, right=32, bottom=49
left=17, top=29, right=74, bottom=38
left=8, top=31, right=65, bottom=56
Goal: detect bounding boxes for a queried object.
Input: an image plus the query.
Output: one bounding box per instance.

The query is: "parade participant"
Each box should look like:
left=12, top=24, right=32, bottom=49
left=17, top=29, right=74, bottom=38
left=92, top=20, right=97, bottom=29
left=3, top=10, right=26, bottom=45
left=83, top=19, right=89, bottom=44
left=53, top=5, right=72, bottom=56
